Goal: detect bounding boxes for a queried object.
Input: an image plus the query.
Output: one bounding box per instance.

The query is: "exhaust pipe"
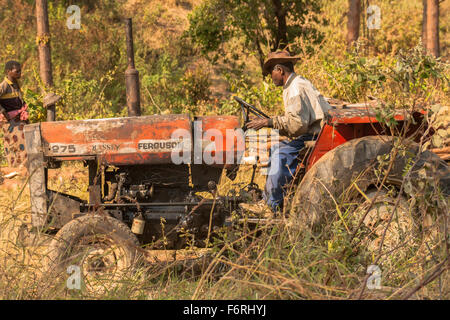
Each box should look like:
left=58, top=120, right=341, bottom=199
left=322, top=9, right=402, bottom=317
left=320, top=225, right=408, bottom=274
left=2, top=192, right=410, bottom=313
left=124, top=18, right=141, bottom=117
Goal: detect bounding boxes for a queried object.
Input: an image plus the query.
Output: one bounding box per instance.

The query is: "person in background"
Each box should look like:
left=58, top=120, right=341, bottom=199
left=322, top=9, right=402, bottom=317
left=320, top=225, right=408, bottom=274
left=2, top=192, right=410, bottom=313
left=0, top=60, right=29, bottom=168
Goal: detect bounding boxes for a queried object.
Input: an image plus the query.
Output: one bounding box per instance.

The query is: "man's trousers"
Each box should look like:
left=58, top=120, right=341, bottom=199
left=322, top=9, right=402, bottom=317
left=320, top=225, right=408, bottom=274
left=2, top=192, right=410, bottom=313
left=263, top=134, right=314, bottom=212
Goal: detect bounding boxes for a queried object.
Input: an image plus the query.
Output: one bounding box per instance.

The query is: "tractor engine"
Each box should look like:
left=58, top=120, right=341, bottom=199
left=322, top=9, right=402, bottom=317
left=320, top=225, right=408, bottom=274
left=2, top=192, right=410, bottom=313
left=24, top=114, right=247, bottom=248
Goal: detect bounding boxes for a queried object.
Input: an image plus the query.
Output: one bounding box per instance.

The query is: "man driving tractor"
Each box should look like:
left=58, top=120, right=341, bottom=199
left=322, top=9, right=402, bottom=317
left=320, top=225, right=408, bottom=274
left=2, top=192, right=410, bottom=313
left=240, top=50, right=332, bottom=217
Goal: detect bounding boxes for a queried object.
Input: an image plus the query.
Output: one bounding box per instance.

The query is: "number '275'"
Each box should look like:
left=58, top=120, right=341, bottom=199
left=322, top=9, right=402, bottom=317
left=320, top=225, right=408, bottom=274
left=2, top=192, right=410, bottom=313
left=51, top=145, right=76, bottom=153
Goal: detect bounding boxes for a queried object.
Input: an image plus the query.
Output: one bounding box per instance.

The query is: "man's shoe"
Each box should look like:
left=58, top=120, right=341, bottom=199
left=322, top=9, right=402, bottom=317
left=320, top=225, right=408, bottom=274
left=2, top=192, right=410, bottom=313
left=239, top=199, right=274, bottom=218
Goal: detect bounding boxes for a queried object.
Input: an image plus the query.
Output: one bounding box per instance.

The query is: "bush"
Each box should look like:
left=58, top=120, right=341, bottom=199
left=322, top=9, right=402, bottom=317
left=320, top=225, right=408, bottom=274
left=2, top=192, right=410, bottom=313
left=220, top=74, right=283, bottom=116
left=56, top=68, right=121, bottom=120
left=140, top=53, right=212, bottom=115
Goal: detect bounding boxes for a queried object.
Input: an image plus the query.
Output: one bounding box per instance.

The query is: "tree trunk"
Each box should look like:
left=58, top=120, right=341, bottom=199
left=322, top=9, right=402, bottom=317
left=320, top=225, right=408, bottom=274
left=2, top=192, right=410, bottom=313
left=255, top=37, right=266, bottom=77
left=36, top=0, right=55, bottom=121
left=425, top=0, right=440, bottom=57
left=422, top=0, right=427, bottom=47
left=271, top=0, right=288, bottom=51
left=347, top=0, right=361, bottom=48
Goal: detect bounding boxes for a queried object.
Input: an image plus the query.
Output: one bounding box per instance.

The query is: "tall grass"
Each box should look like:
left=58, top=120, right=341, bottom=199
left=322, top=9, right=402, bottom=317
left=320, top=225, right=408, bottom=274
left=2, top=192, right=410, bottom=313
left=0, top=0, right=448, bottom=300
left=0, top=149, right=447, bottom=300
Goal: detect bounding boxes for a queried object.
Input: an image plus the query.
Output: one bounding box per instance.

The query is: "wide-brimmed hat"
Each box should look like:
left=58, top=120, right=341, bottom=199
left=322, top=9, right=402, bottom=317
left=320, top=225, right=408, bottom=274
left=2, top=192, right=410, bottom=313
left=262, top=50, right=301, bottom=76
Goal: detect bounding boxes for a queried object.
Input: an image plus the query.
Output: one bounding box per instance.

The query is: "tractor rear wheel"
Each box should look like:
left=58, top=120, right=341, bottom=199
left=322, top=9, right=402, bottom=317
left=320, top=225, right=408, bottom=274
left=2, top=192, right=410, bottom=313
left=289, top=135, right=449, bottom=230
left=44, top=214, right=142, bottom=294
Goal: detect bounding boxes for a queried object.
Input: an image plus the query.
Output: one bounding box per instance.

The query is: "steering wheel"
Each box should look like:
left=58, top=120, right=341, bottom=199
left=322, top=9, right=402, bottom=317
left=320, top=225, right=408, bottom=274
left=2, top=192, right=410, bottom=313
left=233, top=96, right=270, bottom=131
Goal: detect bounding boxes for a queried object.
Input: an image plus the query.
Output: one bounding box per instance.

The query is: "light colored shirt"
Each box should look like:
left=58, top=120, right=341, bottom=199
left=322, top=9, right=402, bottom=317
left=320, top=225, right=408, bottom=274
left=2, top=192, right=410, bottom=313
left=272, top=73, right=331, bottom=137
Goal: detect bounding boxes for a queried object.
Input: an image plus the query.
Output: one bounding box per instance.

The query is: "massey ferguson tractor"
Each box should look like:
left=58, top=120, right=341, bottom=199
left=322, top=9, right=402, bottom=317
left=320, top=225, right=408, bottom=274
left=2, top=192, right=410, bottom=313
left=23, top=97, right=449, bottom=280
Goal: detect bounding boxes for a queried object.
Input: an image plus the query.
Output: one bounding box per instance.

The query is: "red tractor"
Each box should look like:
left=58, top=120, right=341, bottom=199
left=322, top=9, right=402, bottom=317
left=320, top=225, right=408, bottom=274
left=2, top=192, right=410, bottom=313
left=23, top=97, right=449, bottom=279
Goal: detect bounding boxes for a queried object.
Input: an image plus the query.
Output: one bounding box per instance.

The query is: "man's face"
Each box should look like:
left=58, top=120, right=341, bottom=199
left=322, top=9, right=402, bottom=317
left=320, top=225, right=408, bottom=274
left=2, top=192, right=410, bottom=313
left=8, top=67, right=21, bottom=81
left=271, top=66, right=283, bottom=87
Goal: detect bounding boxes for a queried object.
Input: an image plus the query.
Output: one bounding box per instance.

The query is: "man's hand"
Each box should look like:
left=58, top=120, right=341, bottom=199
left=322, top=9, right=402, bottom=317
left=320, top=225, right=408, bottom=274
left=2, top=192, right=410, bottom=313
left=246, top=118, right=271, bottom=130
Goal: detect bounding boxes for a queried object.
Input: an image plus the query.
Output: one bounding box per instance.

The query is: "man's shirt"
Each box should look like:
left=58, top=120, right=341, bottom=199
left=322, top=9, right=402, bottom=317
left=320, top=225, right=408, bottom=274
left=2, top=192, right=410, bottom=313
left=272, top=73, right=331, bottom=137
left=0, top=77, right=24, bottom=114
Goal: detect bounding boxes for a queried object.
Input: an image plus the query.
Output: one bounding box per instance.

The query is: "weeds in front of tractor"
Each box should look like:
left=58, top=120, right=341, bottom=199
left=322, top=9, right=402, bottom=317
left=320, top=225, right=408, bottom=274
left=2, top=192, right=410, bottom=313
left=0, top=145, right=447, bottom=299
left=0, top=0, right=448, bottom=300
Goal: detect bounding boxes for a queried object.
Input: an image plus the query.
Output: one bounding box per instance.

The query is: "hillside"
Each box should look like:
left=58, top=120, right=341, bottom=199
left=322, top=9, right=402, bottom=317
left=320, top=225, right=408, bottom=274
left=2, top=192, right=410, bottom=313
left=0, top=0, right=448, bottom=123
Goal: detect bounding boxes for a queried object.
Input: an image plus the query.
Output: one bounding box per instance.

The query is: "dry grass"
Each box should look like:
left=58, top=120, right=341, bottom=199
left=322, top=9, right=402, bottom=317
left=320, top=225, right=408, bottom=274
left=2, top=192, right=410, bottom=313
left=0, top=0, right=448, bottom=300
left=0, top=150, right=447, bottom=300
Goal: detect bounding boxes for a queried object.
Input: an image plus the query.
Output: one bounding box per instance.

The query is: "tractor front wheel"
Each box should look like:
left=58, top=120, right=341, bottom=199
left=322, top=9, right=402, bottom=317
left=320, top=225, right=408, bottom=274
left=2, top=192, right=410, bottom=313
left=44, top=214, right=142, bottom=294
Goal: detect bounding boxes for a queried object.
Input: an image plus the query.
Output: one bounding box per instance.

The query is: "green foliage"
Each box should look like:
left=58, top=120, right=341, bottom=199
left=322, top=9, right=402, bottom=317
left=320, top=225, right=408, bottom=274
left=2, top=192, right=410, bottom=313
left=23, top=88, right=46, bottom=123
left=1, top=0, right=448, bottom=122
left=181, top=67, right=211, bottom=105
left=220, top=74, right=283, bottom=116
left=140, top=53, right=212, bottom=115
left=186, top=1, right=230, bottom=55
left=56, top=68, right=120, bottom=120
left=391, top=45, right=449, bottom=97
left=323, top=43, right=448, bottom=106
left=187, top=0, right=325, bottom=72
left=323, top=47, right=387, bottom=102
left=0, top=0, right=125, bottom=121
left=374, top=45, right=448, bottom=129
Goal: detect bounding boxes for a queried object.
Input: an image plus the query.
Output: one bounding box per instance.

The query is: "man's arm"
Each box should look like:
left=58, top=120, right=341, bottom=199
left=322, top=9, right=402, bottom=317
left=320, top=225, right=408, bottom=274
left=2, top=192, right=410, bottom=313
left=272, top=91, right=311, bottom=137
left=246, top=118, right=273, bottom=130
left=0, top=82, right=8, bottom=119
left=246, top=92, right=311, bottom=136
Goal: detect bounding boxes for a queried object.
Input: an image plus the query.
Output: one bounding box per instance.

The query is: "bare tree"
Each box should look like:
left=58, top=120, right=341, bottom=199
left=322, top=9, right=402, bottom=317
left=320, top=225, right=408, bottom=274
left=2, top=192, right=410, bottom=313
left=424, top=0, right=440, bottom=57
left=36, top=0, right=55, bottom=121
left=422, top=0, right=427, bottom=47
left=347, top=0, right=361, bottom=48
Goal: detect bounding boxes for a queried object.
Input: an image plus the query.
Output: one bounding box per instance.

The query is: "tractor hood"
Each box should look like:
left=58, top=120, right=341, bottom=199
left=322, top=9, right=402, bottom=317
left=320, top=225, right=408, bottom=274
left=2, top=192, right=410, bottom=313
left=24, top=114, right=243, bottom=166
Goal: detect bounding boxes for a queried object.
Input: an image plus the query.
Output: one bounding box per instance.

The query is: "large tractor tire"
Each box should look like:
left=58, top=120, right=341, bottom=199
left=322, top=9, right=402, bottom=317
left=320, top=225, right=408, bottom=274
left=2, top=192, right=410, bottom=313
left=289, top=135, right=450, bottom=230
left=44, top=214, right=142, bottom=294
